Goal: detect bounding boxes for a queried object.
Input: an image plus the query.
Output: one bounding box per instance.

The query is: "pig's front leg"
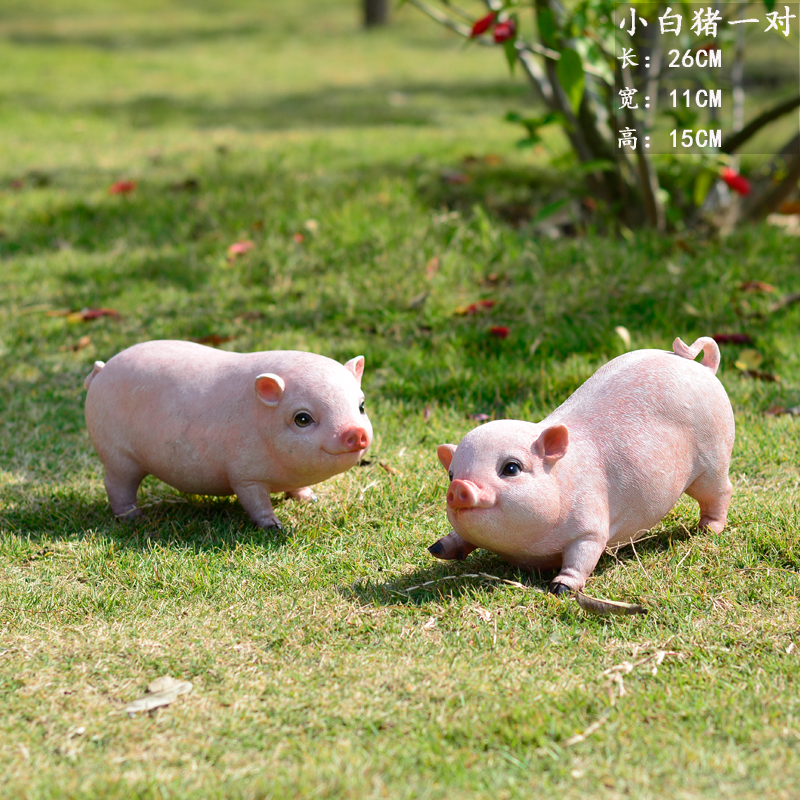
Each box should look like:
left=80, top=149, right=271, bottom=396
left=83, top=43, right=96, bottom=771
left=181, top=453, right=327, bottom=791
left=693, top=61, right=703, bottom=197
left=232, top=480, right=283, bottom=530
left=549, top=534, right=607, bottom=595
left=285, top=487, right=318, bottom=503
left=428, top=530, right=477, bottom=561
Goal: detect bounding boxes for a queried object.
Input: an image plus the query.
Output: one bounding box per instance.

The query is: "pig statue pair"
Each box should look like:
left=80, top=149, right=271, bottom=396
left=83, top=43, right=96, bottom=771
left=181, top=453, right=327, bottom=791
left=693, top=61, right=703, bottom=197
left=84, top=336, right=733, bottom=594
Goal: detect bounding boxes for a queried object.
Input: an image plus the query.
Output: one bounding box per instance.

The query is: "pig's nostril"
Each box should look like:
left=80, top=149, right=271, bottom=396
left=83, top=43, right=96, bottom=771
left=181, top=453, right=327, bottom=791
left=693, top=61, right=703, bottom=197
left=344, top=428, right=369, bottom=451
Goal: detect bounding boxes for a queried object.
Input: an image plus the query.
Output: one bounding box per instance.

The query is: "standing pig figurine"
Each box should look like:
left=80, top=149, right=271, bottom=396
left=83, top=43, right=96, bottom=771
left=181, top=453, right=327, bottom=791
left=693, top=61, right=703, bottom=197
left=429, top=337, right=734, bottom=594
left=84, top=340, right=372, bottom=528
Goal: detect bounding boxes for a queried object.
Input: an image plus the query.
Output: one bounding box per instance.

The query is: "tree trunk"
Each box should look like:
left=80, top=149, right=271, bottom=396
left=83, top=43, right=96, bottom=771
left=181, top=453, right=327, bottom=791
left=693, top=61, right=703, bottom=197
left=364, top=0, right=389, bottom=27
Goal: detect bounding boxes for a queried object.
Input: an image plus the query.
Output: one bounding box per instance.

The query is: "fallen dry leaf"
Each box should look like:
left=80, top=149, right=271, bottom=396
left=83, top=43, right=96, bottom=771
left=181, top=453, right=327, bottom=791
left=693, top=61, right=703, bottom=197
left=109, top=180, right=137, bottom=195
left=765, top=405, right=800, bottom=417
left=408, top=291, right=428, bottom=310
left=192, top=334, right=234, bottom=347
left=227, top=240, right=255, bottom=258
left=124, top=676, right=192, bottom=716
left=423, top=405, right=433, bottom=422
left=441, top=170, right=471, bottom=185
left=734, top=348, right=764, bottom=371
left=739, top=280, right=775, bottom=293
left=712, top=333, right=753, bottom=345
left=455, top=299, right=496, bottom=316
left=743, top=370, right=780, bottom=383
left=469, top=413, right=490, bottom=422
left=55, top=308, right=119, bottom=323
left=425, top=256, right=440, bottom=279
left=60, top=335, right=92, bottom=352
left=576, top=592, right=647, bottom=616
left=614, top=325, right=631, bottom=350
left=379, top=461, right=402, bottom=476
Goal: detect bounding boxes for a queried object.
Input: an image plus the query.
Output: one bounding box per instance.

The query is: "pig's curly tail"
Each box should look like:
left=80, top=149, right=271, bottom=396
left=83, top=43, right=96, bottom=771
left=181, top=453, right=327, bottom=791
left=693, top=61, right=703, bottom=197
left=672, top=337, right=720, bottom=374
left=83, top=360, right=106, bottom=391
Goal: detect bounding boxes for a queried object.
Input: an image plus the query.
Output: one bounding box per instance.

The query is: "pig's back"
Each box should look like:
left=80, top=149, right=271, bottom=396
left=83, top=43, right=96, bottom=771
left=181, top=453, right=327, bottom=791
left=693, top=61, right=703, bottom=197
left=547, top=349, right=734, bottom=542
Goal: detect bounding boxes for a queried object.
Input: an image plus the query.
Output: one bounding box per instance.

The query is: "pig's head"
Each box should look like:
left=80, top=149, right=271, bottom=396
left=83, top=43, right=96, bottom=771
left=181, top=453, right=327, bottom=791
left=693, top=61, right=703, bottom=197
left=254, top=354, right=372, bottom=488
left=437, top=420, right=570, bottom=561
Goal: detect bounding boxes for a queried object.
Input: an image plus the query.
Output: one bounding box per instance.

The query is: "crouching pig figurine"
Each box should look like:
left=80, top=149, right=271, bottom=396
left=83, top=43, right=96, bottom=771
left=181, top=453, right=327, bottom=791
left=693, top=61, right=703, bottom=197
left=429, top=337, right=734, bottom=595
left=84, top=340, right=372, bottom=528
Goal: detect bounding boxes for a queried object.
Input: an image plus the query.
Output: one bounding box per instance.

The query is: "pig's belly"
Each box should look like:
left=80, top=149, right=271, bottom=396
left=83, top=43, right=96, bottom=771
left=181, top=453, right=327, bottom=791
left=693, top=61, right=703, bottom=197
left=606, top=482, right=689, bottom=546
left=134, top=435, right=235, bottom=497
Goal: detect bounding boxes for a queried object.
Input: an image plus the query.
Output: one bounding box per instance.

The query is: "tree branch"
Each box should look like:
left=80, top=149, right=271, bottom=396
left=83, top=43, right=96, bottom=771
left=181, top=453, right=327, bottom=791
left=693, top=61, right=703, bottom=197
left=721, top=95, right=800, bottom=154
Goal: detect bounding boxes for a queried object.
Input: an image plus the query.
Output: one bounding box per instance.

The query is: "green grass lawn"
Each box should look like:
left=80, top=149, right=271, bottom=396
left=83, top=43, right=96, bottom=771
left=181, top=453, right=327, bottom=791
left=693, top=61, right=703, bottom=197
left=2, top=2, right=800, bottom=798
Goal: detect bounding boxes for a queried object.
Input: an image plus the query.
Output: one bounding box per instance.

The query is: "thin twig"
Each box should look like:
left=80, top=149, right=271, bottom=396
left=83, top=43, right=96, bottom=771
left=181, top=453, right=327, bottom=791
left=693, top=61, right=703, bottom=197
left=564, top=711, right=611, bottom=746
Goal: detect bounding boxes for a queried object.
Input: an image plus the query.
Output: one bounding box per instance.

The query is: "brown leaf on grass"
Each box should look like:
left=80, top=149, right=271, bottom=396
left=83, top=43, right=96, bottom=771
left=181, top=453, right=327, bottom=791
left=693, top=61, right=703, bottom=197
left=408, top=291, right=428, bottom=310
left=60, top=335, right=92, bottom=353
left=469, top=413, right=490, bottom=422
left=765, top=405, right=800, bottom=417
left=743, top=370, right=780, bottom=382
left=712, top=333, right=754, bottom=345
left=481, top=273, right=502, bottom=287
left=674, top=238, right=696, bottom=255
left=770, top=292, right=800, bottom=313
left=124, top=676, right=192, bottom=716
left=576, top=592, right=647, bottom=616
left=51, top=308, right=119, bottom=322
left=192, top=334, right=234, bottom=347
left=379, top=461, right=402, bottom=476
left=739, top=280, right=775, bottom=293
left=441, top=170, right=471, bottom=185
left=455, top=299, right=496, bottom=316
left=423, top=405, right=433, bottom=422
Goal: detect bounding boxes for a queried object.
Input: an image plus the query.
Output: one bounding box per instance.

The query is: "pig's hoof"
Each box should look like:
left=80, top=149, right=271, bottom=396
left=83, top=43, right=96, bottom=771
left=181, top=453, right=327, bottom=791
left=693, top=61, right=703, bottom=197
left=428, top=541, right=445, bottom=557
left=549, top=581, right=573, bottom=596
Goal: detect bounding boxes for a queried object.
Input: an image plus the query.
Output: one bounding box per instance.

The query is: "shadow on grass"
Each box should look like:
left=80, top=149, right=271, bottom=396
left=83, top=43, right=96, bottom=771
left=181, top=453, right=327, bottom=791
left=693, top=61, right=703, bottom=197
left=1, top=20, right=269, bottom=51
left=344, top=524, right=692, bottom=607
left=0, top=491, right=293, bottom=554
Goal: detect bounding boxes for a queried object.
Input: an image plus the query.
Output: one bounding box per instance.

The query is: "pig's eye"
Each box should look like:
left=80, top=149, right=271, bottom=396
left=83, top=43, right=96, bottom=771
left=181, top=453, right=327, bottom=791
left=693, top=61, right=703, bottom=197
left=294, top=412, right=314, bottom=428
left=359, top=399, right=366, bottom=415
left=448, top=471, right=453, bottom=481
left=500, top=460, right=522, bottom=477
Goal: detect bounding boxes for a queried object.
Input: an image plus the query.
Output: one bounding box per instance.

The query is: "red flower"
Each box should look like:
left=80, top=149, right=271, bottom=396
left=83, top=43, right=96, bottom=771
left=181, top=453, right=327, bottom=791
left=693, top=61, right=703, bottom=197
left=489, top=326, right=510, bottom=339
left=470, top=12, right=496, bottom=38
left=493, top=19, right=516, bottom=43
left=721, top=167, right=751, bottom=196
left=108, top=180, right=137, bottom=195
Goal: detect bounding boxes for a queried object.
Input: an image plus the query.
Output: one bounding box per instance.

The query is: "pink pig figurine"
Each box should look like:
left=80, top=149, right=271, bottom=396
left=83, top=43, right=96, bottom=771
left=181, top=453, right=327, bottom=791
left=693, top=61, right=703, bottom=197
left=84, top=340, right=372, bottom=528
left=429, top=337, right=734, bottom=594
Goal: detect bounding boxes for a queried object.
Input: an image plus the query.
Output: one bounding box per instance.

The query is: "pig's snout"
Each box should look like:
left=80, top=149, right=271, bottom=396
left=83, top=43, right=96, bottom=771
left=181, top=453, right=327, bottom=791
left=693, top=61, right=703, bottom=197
left=447, top=479, right=492, bottom=510
left=340, top=426, right=370, bottom=453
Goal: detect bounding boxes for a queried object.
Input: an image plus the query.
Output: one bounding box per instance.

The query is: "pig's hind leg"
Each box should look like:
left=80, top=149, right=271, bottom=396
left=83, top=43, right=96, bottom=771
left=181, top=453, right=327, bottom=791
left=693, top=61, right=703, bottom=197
left=285, top=487, right=318, bottom=503
left=103, top=458, right=146, bottom=520
left=685, top=471, right=732, bottom=534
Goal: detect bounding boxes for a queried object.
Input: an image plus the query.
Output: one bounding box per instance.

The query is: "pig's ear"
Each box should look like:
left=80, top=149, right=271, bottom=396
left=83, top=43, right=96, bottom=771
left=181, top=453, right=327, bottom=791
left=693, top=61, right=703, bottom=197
left=437, top=444, right=457, bottom=471
left=344, top=356, right=365, bottom=386
left=255, top=373, right=285, bottom=407
left=534, top=424, right=569, bottom=464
